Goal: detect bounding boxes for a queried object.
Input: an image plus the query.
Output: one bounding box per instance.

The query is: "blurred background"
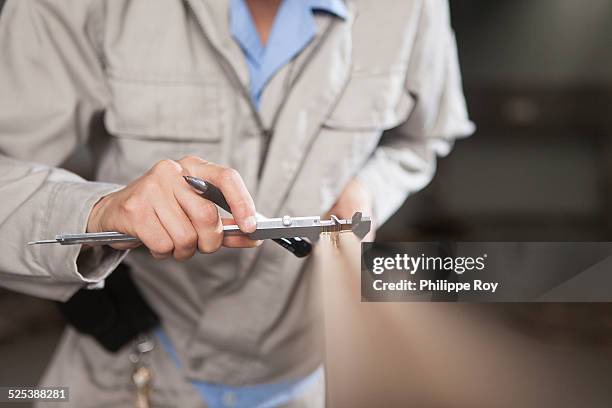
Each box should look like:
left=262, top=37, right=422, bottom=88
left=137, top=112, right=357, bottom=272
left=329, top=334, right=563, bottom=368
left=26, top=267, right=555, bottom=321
left=378, top=0, right=612, bottom=381
left=0, top=0, right=611, bottom=403
left=382, top=0, right=612, bottom=242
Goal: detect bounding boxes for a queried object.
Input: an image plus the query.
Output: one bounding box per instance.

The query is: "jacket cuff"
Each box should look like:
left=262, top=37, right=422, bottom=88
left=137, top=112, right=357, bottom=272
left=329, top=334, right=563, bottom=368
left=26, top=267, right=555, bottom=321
left=36, top=181, right=128, bottom=284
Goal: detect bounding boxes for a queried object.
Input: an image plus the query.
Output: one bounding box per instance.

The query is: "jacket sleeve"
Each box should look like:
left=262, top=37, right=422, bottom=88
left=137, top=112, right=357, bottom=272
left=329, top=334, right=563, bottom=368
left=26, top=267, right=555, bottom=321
left=355, top=0, right=475, bottom=224
left=0, top=0, right=126, bottom=301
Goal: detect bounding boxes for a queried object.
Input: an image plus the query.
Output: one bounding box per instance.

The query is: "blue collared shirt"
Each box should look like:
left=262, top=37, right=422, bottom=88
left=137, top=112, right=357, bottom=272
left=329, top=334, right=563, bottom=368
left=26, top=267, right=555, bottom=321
left=230, top=0, right=347, bottom=107
left=157, top=329, right=324, bottom=408
left=158, top=1, right=346, bottom=407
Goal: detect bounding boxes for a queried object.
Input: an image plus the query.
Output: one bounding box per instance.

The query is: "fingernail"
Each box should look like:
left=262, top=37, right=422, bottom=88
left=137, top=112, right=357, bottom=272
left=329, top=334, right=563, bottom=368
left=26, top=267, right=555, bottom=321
left=243, top=216, right=257, bottom=233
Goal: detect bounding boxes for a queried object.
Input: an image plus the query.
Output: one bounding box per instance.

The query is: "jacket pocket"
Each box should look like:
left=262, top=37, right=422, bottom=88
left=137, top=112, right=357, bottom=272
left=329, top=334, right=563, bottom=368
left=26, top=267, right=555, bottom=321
left=105, top=77, right=221, bottom=142
left=323, top=67, right=414, bottom=132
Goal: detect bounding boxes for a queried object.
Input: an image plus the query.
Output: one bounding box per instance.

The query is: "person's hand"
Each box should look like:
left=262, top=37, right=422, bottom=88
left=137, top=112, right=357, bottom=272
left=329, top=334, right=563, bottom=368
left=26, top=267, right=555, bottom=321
left=326, top=178, right=376, bottom=241
left=86, top=156, right=260, bottom=260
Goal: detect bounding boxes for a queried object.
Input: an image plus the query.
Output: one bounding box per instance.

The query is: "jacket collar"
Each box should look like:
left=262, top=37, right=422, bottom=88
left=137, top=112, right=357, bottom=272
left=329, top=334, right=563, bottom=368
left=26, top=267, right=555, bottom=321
left=184, top=0, right=251, bottom=88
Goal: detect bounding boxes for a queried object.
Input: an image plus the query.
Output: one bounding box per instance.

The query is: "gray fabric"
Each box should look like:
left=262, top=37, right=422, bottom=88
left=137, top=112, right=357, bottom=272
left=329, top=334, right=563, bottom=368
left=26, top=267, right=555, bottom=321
left=0, top=0, right=473, bottom=403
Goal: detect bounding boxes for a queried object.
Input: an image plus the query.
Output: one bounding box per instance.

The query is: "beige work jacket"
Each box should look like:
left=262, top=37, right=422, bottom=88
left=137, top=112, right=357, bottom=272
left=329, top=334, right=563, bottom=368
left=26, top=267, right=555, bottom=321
left=0, top=0, right=473, bottom=405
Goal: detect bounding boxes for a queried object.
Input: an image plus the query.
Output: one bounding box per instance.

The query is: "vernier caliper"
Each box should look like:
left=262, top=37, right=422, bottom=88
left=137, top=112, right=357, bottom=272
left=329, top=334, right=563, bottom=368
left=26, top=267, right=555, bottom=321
left=28, top=176, right=371, bottom=258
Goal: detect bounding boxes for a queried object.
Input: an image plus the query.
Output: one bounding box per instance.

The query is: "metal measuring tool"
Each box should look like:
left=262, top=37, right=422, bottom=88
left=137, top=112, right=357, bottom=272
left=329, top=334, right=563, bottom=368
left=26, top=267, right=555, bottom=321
left=28, top=176, right=372, bottom=257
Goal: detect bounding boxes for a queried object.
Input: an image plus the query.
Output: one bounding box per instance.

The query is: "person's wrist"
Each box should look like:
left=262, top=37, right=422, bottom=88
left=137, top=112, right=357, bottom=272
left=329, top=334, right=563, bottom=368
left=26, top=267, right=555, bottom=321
left=350, top=178, right=373, bottom=211
left=352, top=177, right=374, bottom=213
left=86, top=193, right=111, bottom=233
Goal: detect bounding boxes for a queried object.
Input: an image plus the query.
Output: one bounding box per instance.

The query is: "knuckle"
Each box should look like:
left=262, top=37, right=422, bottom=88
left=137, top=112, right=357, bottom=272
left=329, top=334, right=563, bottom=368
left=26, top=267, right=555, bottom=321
left=151, top=252, right=169, bottom=260
left=139, top=177, right=161, bottom=195
left=174, top=248, right=196, bottom=261
left=178, top=154, right=204, bottom=165
left=199, top=236, right=222, bottom=254
left=153, top=159, right=182, bottom=175
left=196, top=203, right=219, bottom=226
left=173, top=229, right=198, bottom=250
left=151, top=238, right=174, bottom=255
left=219, top=167, right=241, bottom=186
left=120, top=196, right=143, bottom=215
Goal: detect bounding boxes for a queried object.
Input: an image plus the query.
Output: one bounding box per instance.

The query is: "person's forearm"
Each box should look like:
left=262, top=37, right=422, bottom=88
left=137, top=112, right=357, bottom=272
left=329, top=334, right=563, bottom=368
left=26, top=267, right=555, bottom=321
left=0, top=156, right=127, bottom=300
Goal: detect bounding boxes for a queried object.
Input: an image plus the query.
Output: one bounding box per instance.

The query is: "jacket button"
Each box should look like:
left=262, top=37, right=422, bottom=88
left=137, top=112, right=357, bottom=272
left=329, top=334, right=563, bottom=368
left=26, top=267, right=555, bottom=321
left=190, top=356, right=204, bottom=371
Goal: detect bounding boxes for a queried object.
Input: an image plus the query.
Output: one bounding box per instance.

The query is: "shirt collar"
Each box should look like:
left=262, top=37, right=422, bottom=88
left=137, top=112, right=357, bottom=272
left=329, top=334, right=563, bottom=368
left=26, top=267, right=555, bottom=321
left=230, top=0, right=347, bottom=65
left=307, top=0, right=348, bottom=20
left=230, top=0, right=348, bottom=105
